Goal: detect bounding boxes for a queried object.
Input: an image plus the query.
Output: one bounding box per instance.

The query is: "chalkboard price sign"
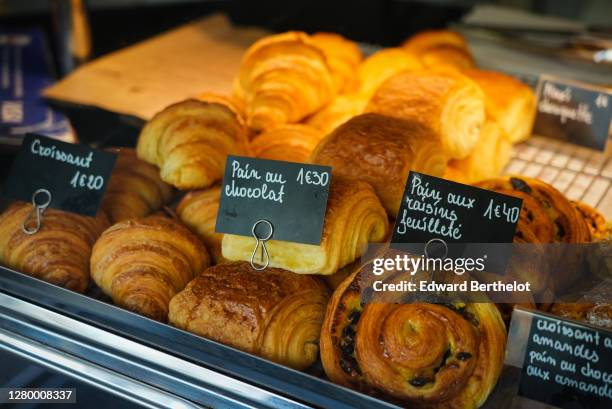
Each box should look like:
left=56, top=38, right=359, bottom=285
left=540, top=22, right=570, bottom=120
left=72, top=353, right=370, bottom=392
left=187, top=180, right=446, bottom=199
left=2, top=134, right=117, bottom=216
left=215, top=155, right=332, bottom=245
left=518, top=313, right=612, bottom=409
left=534, top=75, right=612, bottom=151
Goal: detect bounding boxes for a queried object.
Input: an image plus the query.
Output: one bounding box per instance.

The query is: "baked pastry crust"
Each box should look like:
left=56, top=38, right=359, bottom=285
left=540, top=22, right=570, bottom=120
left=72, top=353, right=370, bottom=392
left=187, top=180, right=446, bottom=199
left=311, top=32, right=363, bottom=94
left=250, top=124, right=323, bottom=163
left=357, top=48, right=422, bottom=98
left=168, top=261, right=329, bottom=370
left=305, top=93, right=368, bottom=136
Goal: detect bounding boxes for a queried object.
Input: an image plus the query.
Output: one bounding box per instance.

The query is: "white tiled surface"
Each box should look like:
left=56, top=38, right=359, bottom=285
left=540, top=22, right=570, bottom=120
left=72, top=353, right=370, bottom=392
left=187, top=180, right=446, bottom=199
left=506, top=137, right=612, bottom=219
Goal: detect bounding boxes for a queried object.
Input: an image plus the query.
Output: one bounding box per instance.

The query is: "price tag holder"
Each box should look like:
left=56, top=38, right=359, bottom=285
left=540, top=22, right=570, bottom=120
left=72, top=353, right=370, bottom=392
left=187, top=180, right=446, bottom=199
left=2, top=133, right=117, bottom=216
left=534, top=75, right=612, bottom=152
left=215, top=155, right=331, bottom=245
left=508, top=308, right=612, bottom=409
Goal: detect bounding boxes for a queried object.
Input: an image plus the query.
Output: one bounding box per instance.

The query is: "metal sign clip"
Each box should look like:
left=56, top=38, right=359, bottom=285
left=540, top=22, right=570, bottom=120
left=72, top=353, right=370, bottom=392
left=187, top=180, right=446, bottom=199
left=250, top=219, right=274, bottom=270
left=22, top=188, right=52, bottom=235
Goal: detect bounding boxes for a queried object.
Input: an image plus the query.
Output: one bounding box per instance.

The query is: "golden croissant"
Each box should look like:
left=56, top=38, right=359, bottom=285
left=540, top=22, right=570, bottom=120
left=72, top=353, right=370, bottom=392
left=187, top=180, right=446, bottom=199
left=464, top=69, right=536, bottom=143
left=320, top=262, right=506, bottom=409
left=221, top=177, right=388, bottom=275
left=310, top=113, right=447, bottom=216
left=168, top=261, right=329, bottom=370
left=234, top=31, right=335, bottom=132
left=305, top=93, right=368, bottom=136
left=176, top=185, right=224, bottom=264
left=90, top=215, right=210, bottom=321
left=102, top=147, right=174, bottom=223
left=358, top=48, right=422, bottom=98
left=136, top=99, right=249, bottom=190
left=250, top=124, right=323, bottom=163
left=366, top=68, right=485, bottom=160
left=311, top=32, right=363, bottom=94
left=0, top=202, right=109, bottom=292
left=402, top=29, right=475, bottom=70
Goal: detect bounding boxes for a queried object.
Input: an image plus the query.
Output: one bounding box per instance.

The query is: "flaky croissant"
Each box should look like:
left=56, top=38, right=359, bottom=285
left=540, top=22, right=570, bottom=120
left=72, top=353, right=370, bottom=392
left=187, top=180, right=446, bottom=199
left=136, top=99, right=249, bottom=190
left=402, top=29, right=475, bottom=70
left=310, top=113, right=447, bottom=216
left=102, top=147, right=173, bottom=223
left=358, top=48, right=422, bottom=98
left=90, top=215, right=209, bottom=321
left=366, top=69, right=485, bottom=160
left=176, top=185, right=224, bottom=264
left=311, top=32, right=363, bottom=94
left=464, top=69, right=536, bottom=143
left=221, top=177, right=388, bottom=275
left=168, top=261, right=329, bottom=370
left=0, top=202, right=109, bottom=292
left=250, top=124, right=323, bottom=163
left=320, top=263, right=506, bottom=408
left=234, top=31, right=335, bottom=132
left=305, top=93, right=368, bottom=136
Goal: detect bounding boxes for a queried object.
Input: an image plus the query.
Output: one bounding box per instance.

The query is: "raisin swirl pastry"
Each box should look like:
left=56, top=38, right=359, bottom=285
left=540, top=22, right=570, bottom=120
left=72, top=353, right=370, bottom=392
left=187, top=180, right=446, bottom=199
left=571, top=201, right=607, bottom=241
left=0, top=202, right=109, bottom=292
left=169, top=261, right=329, bottom=370
left=320, top=264, right=506, bottom=408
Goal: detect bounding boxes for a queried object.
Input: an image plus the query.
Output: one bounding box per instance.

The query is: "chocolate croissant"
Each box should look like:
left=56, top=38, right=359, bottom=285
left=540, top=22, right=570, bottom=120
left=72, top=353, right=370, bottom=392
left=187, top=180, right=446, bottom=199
left=221, top=177, right=388, bottom=275
left=305, top=93, right=368, bottom=136
left=136, top=99, right=249, bottom=190
left=250, top=124, right=323, bottom=163
left=366, top=69, right=485, bottom=160
left=320, top=264, right=506, bottom=408
left=311, top=32, right=362, bottom=94
left=176, top=185, right=224, bottom=264
left=102, top=147, right=174, bottom=223
left=234, top=32, right=335, bottom=132
left=168, top=261, right=329, bottom=370
left=0, top=202, right=109, bottom=292
left=90, top=215, right=209, bottom=321
left=358, top=48, right=422, bottom=98
left=464, top=69, right=536, bottom=143
left=310, top=113, right=447, bottom=216
left=402, top=29, right=475, bottom=71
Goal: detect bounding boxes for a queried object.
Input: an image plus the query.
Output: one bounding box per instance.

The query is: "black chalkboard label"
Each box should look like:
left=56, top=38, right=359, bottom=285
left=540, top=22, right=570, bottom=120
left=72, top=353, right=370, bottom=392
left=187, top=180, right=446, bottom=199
left=2, top=134, right=117, bottom=216
left=534, top=76, right=612, bottom=151
left=215, top=155, right=331, bottom=245
left=518, top=312, right=612, bottom=409
left=392, top=171, right=522, bottom=244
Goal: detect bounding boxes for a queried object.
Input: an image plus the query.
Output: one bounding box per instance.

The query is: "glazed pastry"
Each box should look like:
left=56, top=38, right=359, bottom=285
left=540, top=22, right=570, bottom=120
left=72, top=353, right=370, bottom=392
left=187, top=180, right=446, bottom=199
left=176, top=185, right=224, bottom=263
left=310, top=113, right=447, bottom=216
left=102, top=147, right=174, bottom=223
left=464, top=69, right=536, bottom=143
left=571, top=201, right=607, bottom=241
left=0, top=202, right=109, bottom=292
left=311, top=32, right=362, bottom=94
left=402, top=30, right=474, bottom=70
left=250, top=124, right=323, bottom=163
left=136, top=99, right=249, bottom=190
left=305, top=93, right=368, bottom=135
left=90, top=215, right=209, bottom=321
left=366, top=69, right=485, bottom=159
left=320, top=263, right=506, bottom=408
left=445, top=120, right=512, bottom=184
left=357, top=48, right=422, bottom=98
left=168, top=261, right=329, bottom=370
left=221, top=177, right=388, bottom=275
left=234, top=32, right=335, bottom=132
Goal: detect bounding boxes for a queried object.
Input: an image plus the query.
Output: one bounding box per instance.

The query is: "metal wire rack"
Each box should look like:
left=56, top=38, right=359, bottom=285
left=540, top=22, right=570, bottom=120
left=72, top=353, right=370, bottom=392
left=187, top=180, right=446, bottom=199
left=506, top=136, right=612, bottom=218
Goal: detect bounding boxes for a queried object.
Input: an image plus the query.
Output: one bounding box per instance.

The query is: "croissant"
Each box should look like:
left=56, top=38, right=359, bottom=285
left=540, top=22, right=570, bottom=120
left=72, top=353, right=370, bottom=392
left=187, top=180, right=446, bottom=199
left=358, top=48, right=422, bottom=98
left=310, top=113, right=447, bottom=216
left=305, top=93, right=368, bottom=135
left=402, top=30, right=475, bottom=71
left=176, top=185, right=224, bottom=263
left=102, top=147, right=174, bottom=223
left=221, top=177, right=388, bottom=275
left=445, top=120, right=511, bottom=184
left=90, top=215, right=209, bottom=321
left=0, top=202, right=109, bottom=292
left=366, top=69, right=485, bottom=160
left=234, top=31, right=335, bottom=132
left=311, top=32, right=362, bottom=94
left=168, top=261, right=329, bottom=370
left=320, top=262, right=506, bottom=408
left=250, top=124, right=323, bottom=163
left=571, top=200, right=607, bottom=241
left=464, top=69, right=536, bottom=143
left=551, top=303, right=611, bottom=329
left=136, top=99, right=249, bottom=190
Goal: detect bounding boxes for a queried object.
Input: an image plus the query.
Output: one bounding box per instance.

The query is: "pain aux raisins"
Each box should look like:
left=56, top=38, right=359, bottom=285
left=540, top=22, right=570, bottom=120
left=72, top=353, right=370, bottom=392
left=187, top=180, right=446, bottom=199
left=510, top=177, right=532, bottom=194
